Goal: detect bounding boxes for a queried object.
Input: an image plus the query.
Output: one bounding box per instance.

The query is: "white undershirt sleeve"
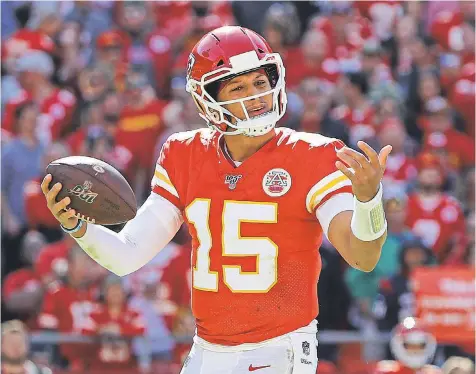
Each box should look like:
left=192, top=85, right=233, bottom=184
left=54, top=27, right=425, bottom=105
left=315, top=193, right=354, bottom=240
left=74, top=193, right=183, bottom=276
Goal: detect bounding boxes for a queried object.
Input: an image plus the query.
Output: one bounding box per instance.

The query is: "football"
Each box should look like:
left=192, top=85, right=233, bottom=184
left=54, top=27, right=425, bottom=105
left=46, top=156, right=137, bottom=225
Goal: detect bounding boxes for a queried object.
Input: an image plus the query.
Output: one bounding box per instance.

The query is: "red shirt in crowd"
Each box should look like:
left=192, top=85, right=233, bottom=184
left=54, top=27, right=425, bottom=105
left=24, top=177, right=58, bottom=230
left=82, top=305, right=145, bottom=371
left=383, top=154, right=418, bottom=190
left=38, top=283, right=98, bottom=366
left=422, top=129, right=475, bottom=171
left=405, top=193, right=467, bottom=264
left=2, top=89, right=76, bottom=143
left=116, top=98, right=167, bottom=170
left=2, top=29, right=55, bottom=62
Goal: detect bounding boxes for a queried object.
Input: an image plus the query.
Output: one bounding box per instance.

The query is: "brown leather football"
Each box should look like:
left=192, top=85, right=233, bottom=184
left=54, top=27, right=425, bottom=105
left=46, top=156, right=137, bottom=225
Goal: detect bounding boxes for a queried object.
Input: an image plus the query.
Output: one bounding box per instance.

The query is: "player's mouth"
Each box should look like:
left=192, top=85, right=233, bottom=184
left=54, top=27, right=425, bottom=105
left=247, top=104, right=270, bottom=118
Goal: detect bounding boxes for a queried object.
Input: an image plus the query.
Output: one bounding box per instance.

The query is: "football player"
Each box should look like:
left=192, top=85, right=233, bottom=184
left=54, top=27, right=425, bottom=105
left=374, top=317, right=441, bottom=374
left=42, top=26, right=391, bottom=373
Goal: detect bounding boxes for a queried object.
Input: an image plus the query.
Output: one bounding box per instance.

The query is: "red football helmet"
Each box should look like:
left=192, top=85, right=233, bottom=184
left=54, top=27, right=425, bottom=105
left=186, top=26, right=287, bottom=136
left=390, top=317, right=437, bottom=369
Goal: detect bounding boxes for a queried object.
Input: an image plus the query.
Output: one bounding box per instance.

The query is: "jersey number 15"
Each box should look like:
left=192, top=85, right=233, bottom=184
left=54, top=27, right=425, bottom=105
left=186, top=199, right=278, bottom=293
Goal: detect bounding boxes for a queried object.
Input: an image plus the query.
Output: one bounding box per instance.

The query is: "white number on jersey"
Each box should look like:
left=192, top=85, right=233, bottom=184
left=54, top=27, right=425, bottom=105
left=185, top=199, right=278, bottom=293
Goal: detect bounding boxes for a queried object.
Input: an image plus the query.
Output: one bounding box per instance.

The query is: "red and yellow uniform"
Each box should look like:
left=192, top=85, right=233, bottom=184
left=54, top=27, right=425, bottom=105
left=151, top=127, right=352, bottom=345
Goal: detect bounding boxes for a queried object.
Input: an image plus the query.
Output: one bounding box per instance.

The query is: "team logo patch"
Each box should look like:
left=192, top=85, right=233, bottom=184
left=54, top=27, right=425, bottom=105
left=225, top=174, right=242, bottom=190
left=68, top=181, right=98, bottom=204
left=302, top=341, right=310, bottom=356
left=262, top=168, right=291, bottom=197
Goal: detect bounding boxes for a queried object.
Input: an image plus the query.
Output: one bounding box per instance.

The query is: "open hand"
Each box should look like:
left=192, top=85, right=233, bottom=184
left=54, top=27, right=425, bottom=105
left=335, top=141, right=392, bottom=202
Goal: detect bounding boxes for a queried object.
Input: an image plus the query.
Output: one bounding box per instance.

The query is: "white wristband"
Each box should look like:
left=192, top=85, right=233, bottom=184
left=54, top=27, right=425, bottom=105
left=351, top=183, right=387, bottom=242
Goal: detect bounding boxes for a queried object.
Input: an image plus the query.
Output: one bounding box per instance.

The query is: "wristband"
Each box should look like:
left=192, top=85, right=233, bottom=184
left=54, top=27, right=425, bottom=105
left=351, top=183, right=387, bottom=242
left=61, top=219, right=84, bottom=234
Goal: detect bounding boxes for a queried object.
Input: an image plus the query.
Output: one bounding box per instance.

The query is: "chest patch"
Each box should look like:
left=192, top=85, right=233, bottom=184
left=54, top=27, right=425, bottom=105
left=262, top=168, right=292, bottom=197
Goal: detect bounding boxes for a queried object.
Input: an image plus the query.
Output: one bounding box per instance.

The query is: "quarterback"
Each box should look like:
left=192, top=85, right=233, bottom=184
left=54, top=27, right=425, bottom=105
left=42, top=26, right=391, bottom=373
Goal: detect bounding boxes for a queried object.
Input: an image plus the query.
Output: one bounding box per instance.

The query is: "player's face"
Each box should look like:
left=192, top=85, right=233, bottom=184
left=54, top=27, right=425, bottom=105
left=216, top=71, right=273, bottom=122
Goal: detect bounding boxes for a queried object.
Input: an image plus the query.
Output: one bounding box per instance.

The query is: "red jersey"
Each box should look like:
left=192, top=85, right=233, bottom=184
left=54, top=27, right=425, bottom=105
left=82, top=305, right=145, bottom=370
left=151, top=128, right=353, bottom=345
left=422, top=129, right=475, bottom=170
left=405, top=193, right=467, bottom=263
left=38, top=283, right=98, bottom=363
left=2, top=89, right=76, bottom=142
left=383, top=154, right=417, bottom=190
left=430, top=11, right=465, bottom=52
left=374, top=361, right=441, bottom=374
left=117, top=99, right=167, bottom=170
left=35, top=239, right=71, bottom=281
left=2, top=29, right=54, bottom=62
left=285, top=52, right=341, bottom=90
left=24, top=178, right=58, bottom=229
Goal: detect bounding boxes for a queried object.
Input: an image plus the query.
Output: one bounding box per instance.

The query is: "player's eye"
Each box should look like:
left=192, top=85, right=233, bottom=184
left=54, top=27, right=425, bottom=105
left=255, top=80, right=266, bottom=87
left=230, top=85, right=243, bottom=92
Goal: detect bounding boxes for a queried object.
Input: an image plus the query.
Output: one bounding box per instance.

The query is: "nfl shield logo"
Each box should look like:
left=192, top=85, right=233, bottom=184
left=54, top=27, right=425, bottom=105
left=224, top=174, right=242, bottom=190
left=302, top=341, right=310, bottom=356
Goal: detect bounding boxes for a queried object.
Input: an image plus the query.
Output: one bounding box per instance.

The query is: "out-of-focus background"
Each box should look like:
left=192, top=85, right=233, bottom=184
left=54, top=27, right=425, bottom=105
left=0, top=1, right=474, bottom=373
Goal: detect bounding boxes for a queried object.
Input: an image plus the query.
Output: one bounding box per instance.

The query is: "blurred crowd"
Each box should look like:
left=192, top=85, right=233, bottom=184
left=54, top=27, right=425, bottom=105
left=1, top=1, right=474, bottom=374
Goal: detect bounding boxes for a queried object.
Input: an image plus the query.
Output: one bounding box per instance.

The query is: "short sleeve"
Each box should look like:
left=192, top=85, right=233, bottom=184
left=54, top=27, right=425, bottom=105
left=305, top=139, right=353, bottom=214
left=151, top=136, right=183, bottom=211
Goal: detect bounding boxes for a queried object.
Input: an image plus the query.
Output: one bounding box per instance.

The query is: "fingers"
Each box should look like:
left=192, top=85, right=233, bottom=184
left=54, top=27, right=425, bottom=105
left=52, top=197, right=71, bottom=215
left=378, top=145, right=393, bottom=171
left=339, top=147, right=372, bottom=170
left=357, top=141, right=380, bottom=169
left=41, top=174, right=52, bottom=195
left=45, top=182, right=62, bottom=208
left=337, top=148, right=364, bottom=172
left=335, top=161, right=355, bottom=181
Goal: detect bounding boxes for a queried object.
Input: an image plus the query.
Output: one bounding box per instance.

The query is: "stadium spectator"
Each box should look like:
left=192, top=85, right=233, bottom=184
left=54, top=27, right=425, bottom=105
left=24, top=142, right=70, bottom=242
left=2, top=51, right=77, bottom=144
left=405, top=152, right=467, bottom=264
left=373, top=240, right=435, bottom=338
left=378, top=118, right=417, bottom=196
left=125, top=230, right=191, bottom=363
left=2, top=102, right=45, bottom=232
left=38, top=246, right=99, bottom=371
left=421, top=97, right=475, bottom=173
left=2, top=231, right=46, bottom=325
left=1, top=320, right=52, bottom=374
left=82, top=275, right=145, bottom=372
left=332, top=72, right=376, bottom=146
left=286, top=29, right=340, bottom=92
left=294, top=78, right=349, bottom=144
left=116, top=72, right=167, bottom=196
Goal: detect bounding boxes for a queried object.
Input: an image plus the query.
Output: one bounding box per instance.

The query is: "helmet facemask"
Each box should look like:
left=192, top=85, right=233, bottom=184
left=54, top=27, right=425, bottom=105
left=186, top=51, right=287, bottom=137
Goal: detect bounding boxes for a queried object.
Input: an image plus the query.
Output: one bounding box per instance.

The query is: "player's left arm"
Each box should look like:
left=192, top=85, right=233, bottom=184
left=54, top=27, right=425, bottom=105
left=329, top=141, right=392, bottom=272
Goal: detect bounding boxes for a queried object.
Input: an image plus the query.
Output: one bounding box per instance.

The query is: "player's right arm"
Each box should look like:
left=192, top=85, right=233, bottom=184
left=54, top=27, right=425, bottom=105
left=40, top=137, right=184, bottom=277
